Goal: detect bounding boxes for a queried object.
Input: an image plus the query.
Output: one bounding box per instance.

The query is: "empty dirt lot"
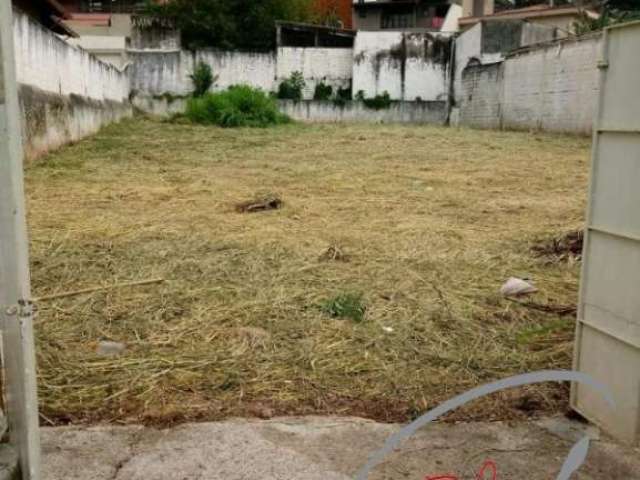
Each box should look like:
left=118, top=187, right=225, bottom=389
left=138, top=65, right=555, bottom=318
left=26, top=118, right=591, bottom=425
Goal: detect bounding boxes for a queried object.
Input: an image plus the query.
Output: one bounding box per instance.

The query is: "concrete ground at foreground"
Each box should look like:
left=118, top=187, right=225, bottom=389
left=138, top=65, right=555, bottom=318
left=41, top=416, right=640, bottom=480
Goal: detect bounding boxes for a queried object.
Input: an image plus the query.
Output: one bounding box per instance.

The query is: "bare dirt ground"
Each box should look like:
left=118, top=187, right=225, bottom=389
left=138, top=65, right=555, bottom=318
left=41, top=417, right=640, bottom=480
left=26, top=118, right=591, bottom=426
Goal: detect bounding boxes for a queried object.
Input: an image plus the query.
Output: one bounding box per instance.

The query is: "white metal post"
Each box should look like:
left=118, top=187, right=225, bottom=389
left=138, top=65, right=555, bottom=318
left=0, top=1, right=42, bottom=479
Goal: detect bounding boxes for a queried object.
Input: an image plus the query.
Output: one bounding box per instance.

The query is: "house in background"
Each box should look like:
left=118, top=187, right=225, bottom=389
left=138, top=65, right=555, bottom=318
left=55, top=0, right=177, bottom=69
left=352, top=0, right=464, bottom=32
left=462, top=0, right=494, bottom=17
left=12, top=0, right=77, bottom=36
left=57, top=0, right=147, bottom=36
left=458, top=2, right=599, bottom=36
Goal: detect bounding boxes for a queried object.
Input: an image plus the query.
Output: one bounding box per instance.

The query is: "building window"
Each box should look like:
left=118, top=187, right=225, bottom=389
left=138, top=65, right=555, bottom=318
left=79, top=0, right=146, bottom=13
left=381, top=10, right=415, bottom=29
left=473, top=0, right=484, bottom=17
left=357, top=0, right=366, bottom=18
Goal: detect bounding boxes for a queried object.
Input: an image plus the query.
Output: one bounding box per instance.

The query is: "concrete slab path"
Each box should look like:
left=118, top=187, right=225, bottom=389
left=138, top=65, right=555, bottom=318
left=41, top=416, right=640, bottom=480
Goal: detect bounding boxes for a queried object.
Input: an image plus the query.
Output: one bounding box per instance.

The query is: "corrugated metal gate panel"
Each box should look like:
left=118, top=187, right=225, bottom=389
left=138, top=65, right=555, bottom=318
left=572, top=21, right=640, bottom=445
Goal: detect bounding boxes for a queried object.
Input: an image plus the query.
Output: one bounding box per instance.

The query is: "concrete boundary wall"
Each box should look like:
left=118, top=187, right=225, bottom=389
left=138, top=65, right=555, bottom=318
left=13, top=10, right=131, bottom=159
left=279, top=99, right=447, bottom=124
left=277, top=47, right=353, bottom=99
left=458, top=62, right=503, bottom=129
left=130, top=47, right=354, bottom=100
left=456, top=33, right=602, bottom=134
left=13, top=10, right=129, bottom=102
left=19, top=85, right=132, bottom=160
left=130, top=93, right=447, bottom=125
left=128, top=49, right=277, bottom=96
left=353, top=31, right=453, bottom=102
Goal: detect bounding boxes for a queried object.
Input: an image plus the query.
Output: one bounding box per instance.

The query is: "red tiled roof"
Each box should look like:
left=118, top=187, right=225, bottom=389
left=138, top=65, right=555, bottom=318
left=67, top=12, right=111, bottom=26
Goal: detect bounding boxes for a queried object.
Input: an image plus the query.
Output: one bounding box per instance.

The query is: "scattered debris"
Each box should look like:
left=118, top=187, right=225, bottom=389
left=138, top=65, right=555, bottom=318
left=506, top=297, right=577, bottom=316
left=96, top=341, right=126, bottom=357
left=34, top=278, right=165, bottom=302
left=500, top=277, right=537, bottom=297
left=319, top=244, right=349, bottom=262
left=235, top=194, right=282, bottom=213
left=382, top=326, right=394, bottom=333
left=532, top=230, right=584, bottom=261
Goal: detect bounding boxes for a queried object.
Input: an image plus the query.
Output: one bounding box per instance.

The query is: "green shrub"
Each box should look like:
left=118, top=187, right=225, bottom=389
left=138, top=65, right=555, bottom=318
left=277, top=71, right=306, bottom=101
left=189, top=62, right=216, bottom=97
left=313, top=82, right=333, bottom=101
left=320, top=293, right=366, bottom=323
left=185, top=85, right=290, bottom=127
left=354, top=90, right=392, bottom=110
left=363, top=91, right=391, bottom=110
left=333, top=85, right=352, bottom=107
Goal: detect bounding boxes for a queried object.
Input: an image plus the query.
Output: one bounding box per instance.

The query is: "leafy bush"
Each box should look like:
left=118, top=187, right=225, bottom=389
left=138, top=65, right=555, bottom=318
left=189, top=62, right=216, bottom=97
left=320, top=293, right=366, bottom=323
left=185, top=85, right=290, bottom=127
left=277, top=71, right=306, bottom=101
left=362, top=91, right=392, bottom=110
left=354, top=90, right=392, bottom=110
left=313, top=82, right=333, bottom=101
left=333, top=85, right=352, bottom=107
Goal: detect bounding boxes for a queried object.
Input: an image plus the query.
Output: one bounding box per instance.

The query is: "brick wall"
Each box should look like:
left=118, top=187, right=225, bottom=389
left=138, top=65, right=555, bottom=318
left=458, top=33, right=602, bottom=134
left=459, top=62, right=502, bottom=129
left=501, top=34, right=601, bottom=134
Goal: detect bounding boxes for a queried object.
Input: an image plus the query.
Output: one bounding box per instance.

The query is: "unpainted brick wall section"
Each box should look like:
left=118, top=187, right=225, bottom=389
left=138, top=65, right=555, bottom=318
left=459, top=62, right=502, bottom=129
left=458, top=33, right=602, bottom=134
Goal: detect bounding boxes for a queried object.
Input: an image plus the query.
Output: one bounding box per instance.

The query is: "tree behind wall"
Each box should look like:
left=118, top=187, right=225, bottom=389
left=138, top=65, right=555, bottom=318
left=145, top=0, right=313, bottom=50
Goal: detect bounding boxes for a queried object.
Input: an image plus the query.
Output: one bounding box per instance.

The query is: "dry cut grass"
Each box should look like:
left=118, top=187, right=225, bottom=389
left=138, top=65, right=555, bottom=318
left=26, top=118, right=591, bottom=426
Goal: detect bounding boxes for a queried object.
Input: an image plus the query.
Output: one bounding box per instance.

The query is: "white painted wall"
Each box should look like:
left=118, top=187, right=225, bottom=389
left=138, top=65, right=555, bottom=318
left=353, top=31, right=404, bottom=100
left=404, top=33, right=452, bottom=101
left=129, top=51, right=192, bottom=95
left=442, top=4, right=463, bottom=33
left=130, top=50, right=277, bottom=96
left=501, top=34, right=601, bottom=134
left=196, top=50, right=276, bottom=92
left=279, top=99, right=447, bottom=124
left=131, top=47, right=354, bottom=100
left=12, top=11, right=129, bottom=102
left=277, top=47, right=352, bottom=99
left=353, top=31, right=451, bottom=102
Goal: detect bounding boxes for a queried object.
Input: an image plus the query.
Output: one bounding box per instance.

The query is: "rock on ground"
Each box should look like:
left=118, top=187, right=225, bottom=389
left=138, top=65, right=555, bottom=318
left=41, top=416, right=640, bottom=480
